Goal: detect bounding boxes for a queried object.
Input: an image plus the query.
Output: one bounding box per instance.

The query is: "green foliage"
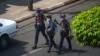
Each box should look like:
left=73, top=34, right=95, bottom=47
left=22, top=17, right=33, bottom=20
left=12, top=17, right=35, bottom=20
left=71, top=6, right=100, bottom=47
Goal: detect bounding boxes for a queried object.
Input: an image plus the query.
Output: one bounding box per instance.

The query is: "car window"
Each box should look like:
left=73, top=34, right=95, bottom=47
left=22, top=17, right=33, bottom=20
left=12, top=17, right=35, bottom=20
left=0, top=23, right=3, bottom=27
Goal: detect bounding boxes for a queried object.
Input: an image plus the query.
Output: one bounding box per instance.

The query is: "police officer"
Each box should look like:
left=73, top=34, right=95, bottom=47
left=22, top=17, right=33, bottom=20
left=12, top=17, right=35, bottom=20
left=32, top=8, right=49, bottom=49
left=58, top=13, right=72, bottom=54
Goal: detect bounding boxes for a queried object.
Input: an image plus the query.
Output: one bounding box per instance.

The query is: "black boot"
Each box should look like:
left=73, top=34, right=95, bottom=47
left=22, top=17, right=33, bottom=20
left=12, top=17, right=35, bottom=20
left=47, top=50, right=51, bottom=53
left=45, top=42, right=49, bottom=45
left=32, top=45, right=37, bottom=49
left=57, top=51, right=61, bottom=55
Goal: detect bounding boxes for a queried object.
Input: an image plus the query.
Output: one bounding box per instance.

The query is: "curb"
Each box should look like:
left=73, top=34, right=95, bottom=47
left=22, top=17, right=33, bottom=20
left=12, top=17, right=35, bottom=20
left=43, top=0, right=79, bottom=12
left=15, top=0, right=85, bottom=23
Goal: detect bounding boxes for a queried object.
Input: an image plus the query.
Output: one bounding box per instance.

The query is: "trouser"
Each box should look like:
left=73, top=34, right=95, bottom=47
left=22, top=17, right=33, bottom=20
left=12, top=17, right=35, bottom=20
left=34, top=25, right=49, bottom=46
left=47, top=33, right=56, bottom=51
left=59, top=30, right=72, bottom=53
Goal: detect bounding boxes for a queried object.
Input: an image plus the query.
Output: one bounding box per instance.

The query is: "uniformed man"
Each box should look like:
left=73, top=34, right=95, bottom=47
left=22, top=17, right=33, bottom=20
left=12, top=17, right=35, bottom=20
left=32, top=8, right=49, bottom=49
left=58, top=13, right=72, bottom=54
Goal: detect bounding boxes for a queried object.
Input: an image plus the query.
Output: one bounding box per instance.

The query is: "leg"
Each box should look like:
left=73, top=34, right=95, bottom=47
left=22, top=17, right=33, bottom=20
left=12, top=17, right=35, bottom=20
left=33, top=27, right=40, bottom=49
left=58, top=31, right=65, bottom=54
left=51, top=34, right=57, bottom=48
left=66, top=37, right=72, bottom=50
left=48, top=35, right=53, bottom=53
left=41, top=27, right=49, bottom=44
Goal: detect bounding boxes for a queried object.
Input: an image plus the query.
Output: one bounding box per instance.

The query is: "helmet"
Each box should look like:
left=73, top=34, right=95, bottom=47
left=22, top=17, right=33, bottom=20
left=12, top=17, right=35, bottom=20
left=36, top=8, right=41, bottom=13
left=60, top=13, right=66, bottom=18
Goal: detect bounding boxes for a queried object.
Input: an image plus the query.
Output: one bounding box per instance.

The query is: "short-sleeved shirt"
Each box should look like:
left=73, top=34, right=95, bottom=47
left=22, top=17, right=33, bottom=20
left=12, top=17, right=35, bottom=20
left=46, top=18, right=58, bottom=35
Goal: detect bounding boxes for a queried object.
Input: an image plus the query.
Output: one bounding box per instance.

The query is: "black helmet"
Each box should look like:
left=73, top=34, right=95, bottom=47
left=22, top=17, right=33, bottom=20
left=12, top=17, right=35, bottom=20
left=60, top=13, right=66, bottom=18
left=36, top=8, right=41, bottom=13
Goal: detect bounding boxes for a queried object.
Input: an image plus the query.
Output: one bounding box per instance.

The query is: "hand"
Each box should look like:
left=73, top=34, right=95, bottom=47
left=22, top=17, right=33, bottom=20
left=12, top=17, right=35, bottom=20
left=35, top=24, right=37, bottom=28
left=68, top=31, right=71, bottom=38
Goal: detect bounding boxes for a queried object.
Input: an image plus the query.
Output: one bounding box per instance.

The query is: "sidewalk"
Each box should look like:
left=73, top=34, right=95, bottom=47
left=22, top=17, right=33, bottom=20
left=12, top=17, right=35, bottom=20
left=0, top=0, right=80, bottom=22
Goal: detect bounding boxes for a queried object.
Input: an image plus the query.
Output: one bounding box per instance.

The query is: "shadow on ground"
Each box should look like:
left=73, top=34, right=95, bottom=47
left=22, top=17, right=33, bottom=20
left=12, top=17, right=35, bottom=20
left=0, top=39, right=29, bottom=56
left=61, top=48, right=87, bottom=56
left=0, top=0, right=41, bottom=15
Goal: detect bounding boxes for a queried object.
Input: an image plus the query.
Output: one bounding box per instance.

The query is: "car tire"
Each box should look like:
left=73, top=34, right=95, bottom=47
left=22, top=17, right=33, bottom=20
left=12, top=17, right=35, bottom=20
left=0, top=35, right=10, bottom=50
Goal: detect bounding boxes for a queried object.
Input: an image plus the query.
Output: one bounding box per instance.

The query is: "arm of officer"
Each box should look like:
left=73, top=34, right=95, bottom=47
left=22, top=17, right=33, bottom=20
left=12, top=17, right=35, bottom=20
left=35, top=13, right=38, bottom=28
left=67, top=20, right=71, bottom=37
left=54, top=19, right=61, bottom=25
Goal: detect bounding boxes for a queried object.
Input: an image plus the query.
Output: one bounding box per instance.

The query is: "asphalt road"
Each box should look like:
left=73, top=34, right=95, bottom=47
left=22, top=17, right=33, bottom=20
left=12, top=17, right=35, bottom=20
left=0, top=0, right=100, bottom=56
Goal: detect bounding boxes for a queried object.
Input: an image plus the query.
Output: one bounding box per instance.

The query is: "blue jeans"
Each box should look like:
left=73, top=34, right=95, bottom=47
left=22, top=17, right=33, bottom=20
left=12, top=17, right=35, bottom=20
left=34, top=25, right=49, bottom=46
left=47, top=32, right=56, bottom=51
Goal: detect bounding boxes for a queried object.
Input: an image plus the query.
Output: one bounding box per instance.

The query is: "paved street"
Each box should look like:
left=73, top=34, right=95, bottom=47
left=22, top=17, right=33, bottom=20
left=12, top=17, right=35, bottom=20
left=0, top=0, right=100, bottom=56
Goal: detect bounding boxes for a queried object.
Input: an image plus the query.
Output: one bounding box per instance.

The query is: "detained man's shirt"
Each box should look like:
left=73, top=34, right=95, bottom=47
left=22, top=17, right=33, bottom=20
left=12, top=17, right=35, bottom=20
left=45, top=18, right=52, bottom=31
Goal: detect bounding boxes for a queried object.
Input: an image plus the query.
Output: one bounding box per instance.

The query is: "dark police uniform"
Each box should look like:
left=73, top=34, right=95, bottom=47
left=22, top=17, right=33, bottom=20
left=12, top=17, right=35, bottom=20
left=58, top=13, right=72, bottom=54
left=33, top=8, right=49, bottom=49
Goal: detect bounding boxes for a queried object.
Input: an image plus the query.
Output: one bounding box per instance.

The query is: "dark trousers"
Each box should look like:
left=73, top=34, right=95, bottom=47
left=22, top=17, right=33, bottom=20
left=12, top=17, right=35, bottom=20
left=59, top=30, right=72, bottom=53
left=34, top=25, right=49, bottom=46
left=47, top=33, right=56, bottom=51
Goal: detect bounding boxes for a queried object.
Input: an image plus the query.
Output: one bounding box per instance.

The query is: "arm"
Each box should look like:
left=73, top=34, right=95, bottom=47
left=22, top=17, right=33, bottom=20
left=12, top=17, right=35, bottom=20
left=35, top=13, right=38, bottom=28
left=54, top=19, right=61, bottom=25
left=47, top=21, right=53, bottom=31
left=42, top=14, right=46, bottom=21
left=67, top=20, right=71, bottom=36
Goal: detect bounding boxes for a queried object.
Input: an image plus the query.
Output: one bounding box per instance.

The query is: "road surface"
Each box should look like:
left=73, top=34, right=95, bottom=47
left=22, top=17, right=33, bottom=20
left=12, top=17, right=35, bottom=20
left=0, top=0, right=100, bottom=56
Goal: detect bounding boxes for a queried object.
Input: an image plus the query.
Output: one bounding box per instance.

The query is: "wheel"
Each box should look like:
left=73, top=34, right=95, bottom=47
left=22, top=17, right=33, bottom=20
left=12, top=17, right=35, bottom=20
left=0, top=35, right=10, bottom=50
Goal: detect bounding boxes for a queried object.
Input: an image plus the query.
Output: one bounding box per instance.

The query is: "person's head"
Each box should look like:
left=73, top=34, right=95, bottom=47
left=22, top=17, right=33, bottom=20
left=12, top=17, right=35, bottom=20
left=60, top=13, right=66, bottom=19
left=36, top=8, right=42, bottom=14
left=46, top=15, right=52, bottom=21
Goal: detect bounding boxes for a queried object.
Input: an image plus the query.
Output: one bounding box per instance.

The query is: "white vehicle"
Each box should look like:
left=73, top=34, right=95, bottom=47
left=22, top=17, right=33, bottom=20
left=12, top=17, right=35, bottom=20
left=0, top=19, right=18, bottom=50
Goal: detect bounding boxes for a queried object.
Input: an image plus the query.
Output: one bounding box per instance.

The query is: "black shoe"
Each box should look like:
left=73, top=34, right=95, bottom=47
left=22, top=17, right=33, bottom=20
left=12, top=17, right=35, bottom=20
left=68, top=48, right=72, bottom=50
left=44, top=42, right=49, bottom=45
left=57, top=51, right=61, bottom=55
left=47, top=50, right=51, bottom=53
left=54, top=45, right=57, bottom=48
left=32, top=46, right=37, bottom=49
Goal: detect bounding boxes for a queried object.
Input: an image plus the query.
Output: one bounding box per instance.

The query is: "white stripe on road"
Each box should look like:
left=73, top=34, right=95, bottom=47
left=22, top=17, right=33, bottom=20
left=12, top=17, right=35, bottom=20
left=21, top=48, right=43, bottom=56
